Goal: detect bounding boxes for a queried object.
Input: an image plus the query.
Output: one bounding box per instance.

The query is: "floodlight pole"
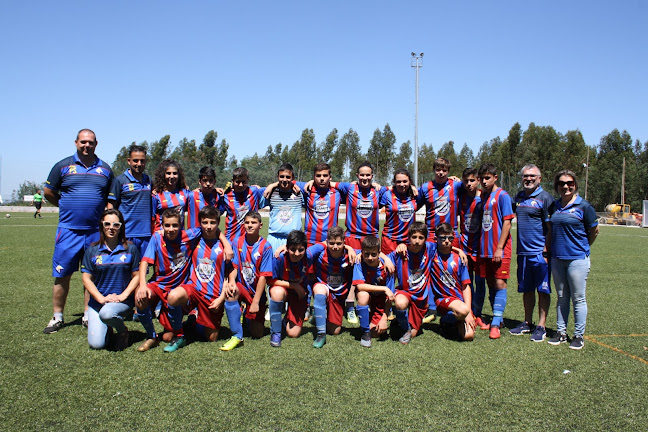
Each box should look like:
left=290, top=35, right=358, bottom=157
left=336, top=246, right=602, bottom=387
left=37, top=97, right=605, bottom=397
left=411, top=52, right=423, bottom=186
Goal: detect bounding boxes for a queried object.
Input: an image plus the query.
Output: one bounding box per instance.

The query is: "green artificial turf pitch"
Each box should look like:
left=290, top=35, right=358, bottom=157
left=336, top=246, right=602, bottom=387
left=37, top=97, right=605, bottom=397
left=1, top=214, right=647, bottom=431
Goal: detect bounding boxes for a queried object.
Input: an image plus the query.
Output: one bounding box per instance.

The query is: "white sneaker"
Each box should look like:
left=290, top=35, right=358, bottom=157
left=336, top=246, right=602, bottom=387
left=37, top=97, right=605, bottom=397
left=44, top=317, right=64, bottom=334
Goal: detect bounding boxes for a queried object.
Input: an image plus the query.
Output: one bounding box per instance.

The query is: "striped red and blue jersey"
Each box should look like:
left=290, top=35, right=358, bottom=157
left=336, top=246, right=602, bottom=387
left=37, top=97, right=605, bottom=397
left=187, top=189, right=221, bottom=229
left=81, top=242, right=140, bottom=308
left=271, top=252, right=310, bottom=285
left=218, top=186, right=265, bottom=242
left=297, top=182, right=343, bottom=244
left=459, top=193, right=483, bottom=257
left=45, top=154, right=114, bottom=230
left=142, top=228, right=202, bottom=292
left=479, top=187, right=514, bottom=258
left=431, top=252, right=470, bottom=302
left=388, top=241, right=437, bottom=301
left=232, top=234, right=273, bottom=296
left=108, top=170, right=152, bottom=238
left=307, top=242, right=352, bottom=296
left=352, top=257, right=395, bottom=293
left=336, top=183, right=386, bottom=239
left=418, top=179, right=463, bottom=239
left=380, top=190, right=420, bottom=243
left=152, top=189, right=190, bottom=232
left=187, top=237, right=236, bottom=302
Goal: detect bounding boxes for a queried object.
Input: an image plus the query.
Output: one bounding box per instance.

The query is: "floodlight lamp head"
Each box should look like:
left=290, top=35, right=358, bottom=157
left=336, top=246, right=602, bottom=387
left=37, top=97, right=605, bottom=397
left=411, top=52, right=416, bottom=57
left=421, top=53, right=424, bottom=57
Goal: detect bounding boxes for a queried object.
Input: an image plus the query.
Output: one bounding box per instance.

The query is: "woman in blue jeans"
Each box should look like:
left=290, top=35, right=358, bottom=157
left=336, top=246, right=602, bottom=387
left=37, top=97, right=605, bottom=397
left=546, top=170, right=598, bottom=350
left=81, top=209, right=140, bottom=350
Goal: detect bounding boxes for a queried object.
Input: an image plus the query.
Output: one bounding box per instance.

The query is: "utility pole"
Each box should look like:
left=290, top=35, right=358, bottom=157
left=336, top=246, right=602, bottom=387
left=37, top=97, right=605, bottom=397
left=411, top=52, right=423, bottom=186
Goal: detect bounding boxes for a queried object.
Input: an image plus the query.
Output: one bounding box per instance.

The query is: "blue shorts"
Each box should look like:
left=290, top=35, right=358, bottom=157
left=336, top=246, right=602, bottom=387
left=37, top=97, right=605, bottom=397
left=128, top=236, right=150, bottom=258
left=267, top=233, right=288, bottom=251
left=52, top=227, right=100, bottom=277
left=517, top=254, right=551, bottom=294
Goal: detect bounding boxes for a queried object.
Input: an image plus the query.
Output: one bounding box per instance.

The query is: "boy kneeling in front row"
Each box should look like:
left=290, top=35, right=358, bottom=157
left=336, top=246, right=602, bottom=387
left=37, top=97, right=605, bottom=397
left=432, top=223, right=475, bottom=341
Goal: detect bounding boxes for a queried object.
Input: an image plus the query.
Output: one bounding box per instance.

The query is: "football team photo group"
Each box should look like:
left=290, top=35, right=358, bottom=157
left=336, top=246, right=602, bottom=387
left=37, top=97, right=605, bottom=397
left=41, top=128, right=599, bottom=353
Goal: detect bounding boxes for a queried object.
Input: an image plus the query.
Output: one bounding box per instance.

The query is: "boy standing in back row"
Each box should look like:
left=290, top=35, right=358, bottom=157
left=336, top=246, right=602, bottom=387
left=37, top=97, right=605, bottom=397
left=476, top=163, right=514, bottom=339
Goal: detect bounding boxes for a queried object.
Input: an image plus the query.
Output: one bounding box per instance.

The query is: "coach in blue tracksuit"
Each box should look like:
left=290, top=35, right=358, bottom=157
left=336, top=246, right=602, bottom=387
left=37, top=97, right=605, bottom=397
left=43, top=129, right=114, bottom=334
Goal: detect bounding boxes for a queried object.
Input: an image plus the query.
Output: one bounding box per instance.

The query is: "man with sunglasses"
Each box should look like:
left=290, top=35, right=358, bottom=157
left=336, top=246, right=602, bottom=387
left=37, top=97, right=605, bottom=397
left=510, top=165, right=554, bottom=342
left=43, top=129, right=114, bottom=334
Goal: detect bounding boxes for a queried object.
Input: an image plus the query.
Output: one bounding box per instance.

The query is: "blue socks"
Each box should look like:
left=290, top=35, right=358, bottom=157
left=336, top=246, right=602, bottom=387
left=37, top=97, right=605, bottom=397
left=136, top=308, right=157, bottom=339
left=313, top=294, right=327, bottom=334
left=395, top=308, right=410, bottom=331
left=225, top=300, right=243, bottom=340
left=491, top=288, right=507, bottom=327
left=472, top=275, right=486, bottom=317
left=168, top=305, right=184, bottom=333
left=269, top=299, right=284, bottom=335
left=357, top=305, right=370, bottom=333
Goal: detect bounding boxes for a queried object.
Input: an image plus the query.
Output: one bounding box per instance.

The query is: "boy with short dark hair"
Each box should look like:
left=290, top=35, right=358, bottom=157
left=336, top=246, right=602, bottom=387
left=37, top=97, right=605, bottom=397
left=476, top=163, right=514, bottom=339
left=458, top=167, right=489, bottom=330
left=431, top=223, right=475, bottom=341
left=262, top=163, right=303, bottom=250
left=268, top=230, right=310, bottom=347
left=230, top=211, right=274, bottom=342
left=187, top=166, right=221, bottom=229
left=135, top=209, right=201, bottom=352
left=353, top=235, right=395, bottom=348
left=389, top=222, right=435, bottom=344
left=219, top=167, right=266, bottom=242
left=309, top=226, right=355, bottom=348
left=167, top=206, right=238, bottom=348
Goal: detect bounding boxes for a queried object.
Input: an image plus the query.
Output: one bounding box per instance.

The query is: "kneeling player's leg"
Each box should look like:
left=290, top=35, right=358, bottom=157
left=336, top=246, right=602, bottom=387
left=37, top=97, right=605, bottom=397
left=393, top=293, right=411, bottom=332
left=356, top=291, right=371, bottom=334
left=312, top=283, right=329, bottom=335
left=167, top=286, right=189, bottom=307
left=136, top=288, right=159, bottom=340
left=269, top=286, right=288, bottom=337
left=326, top=294, right=346, bottom=335
left=224, top=287, right=243, bottom=342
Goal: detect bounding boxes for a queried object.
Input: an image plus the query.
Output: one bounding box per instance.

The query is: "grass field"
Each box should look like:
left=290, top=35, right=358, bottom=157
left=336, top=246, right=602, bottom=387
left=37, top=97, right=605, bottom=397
left=1, top=213, right=647, bottom=431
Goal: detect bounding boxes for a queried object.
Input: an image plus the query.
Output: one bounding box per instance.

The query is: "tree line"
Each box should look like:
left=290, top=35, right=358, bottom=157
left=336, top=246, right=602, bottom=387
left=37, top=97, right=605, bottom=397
left=11, top=123, right=648, bottom=212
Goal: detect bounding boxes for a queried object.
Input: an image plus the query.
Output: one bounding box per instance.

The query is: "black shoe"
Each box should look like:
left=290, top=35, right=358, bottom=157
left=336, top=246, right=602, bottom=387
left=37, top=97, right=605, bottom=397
left=548, top=332, right=567, bottom=345
left=569, top=335, right=584, bottom=350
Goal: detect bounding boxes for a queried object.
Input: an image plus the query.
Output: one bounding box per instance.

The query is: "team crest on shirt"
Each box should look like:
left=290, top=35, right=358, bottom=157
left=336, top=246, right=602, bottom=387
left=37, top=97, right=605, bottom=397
left=95, top=256, right=103, bottom=265
left=237, top=204, right=250, bottom=222
left=482, top=210, right=493, bottom=232
left=69, top=165, right=77, bottom=174
left=440, top=268, right=455, bottom=289
left=435, top=196, right=450, bottom=216
left=398, top=203, right=415, bottom=222
left=120, top=254, right=127, bottom=262
left=241, top=262, right=255, bottom=285
left=95, top=168, right=104, bottom=175
left=171, top=252, right=187, bottom=271
left=407, top=270, right=426, bottom=291
left=357, top=198, right=374, bottom=219
left=278, top=205, right=293, bottom=224
left=128, top=183, right=135, bottom=191
left=196, top=258, right=215, bottom=283
left=314, top=199, right=330, bottom=220
left=328, top=274, right=343, bottom=289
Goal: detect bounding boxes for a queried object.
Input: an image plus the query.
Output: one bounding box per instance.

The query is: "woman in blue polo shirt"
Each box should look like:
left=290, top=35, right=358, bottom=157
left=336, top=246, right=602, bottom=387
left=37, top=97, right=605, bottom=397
left=547, top=170, right=599, bottom=350
left=81, top=209, right=140, bottom=350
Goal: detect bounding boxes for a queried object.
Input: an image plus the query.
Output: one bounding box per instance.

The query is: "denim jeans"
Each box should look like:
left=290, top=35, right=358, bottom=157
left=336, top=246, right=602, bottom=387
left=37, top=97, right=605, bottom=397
left=551, top=257, right=590, bottom=337
left=87, top=300, right=133, bottom=349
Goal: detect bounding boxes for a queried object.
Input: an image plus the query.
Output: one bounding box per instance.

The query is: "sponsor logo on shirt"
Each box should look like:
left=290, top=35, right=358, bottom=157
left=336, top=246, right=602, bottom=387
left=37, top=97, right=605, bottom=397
left=314, top=199, right=330, bottom=220
left=197, top=258, right=215, bottom=283
left=242, top=262, right=255, bottom=285
left=482, top=210, right=493, bottom=232
left=435, top=196, right=450, bottom=216
left=278, top=205, right=293, bottom=225
left=398, top=203, right=415, bottom=223
left=357, top=198, right=374, bottom=219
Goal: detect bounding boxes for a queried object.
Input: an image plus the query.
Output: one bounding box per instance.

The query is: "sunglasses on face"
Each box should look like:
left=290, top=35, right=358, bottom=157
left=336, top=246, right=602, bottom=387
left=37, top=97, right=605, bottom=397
left=102, top=221, right=122, bottom=229
left=558, top=180, right=575, bottom=187
left=437, top=235, right=454, bottom=242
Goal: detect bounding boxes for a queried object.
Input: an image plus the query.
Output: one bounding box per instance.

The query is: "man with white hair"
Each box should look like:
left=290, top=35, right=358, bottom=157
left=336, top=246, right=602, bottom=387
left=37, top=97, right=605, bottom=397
left=510, top=164, right=554, bottom=342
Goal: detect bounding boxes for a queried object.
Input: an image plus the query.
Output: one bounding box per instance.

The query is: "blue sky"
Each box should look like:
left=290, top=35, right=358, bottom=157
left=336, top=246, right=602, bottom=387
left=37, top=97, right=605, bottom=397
left=1, top=1, right=646, bottom=199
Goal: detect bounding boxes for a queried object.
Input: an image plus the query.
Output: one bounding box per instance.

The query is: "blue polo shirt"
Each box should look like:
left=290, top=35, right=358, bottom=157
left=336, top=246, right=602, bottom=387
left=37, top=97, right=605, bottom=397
left=81, top=242, right=140, bottom=308
left=549, top=195, right=598, bottom=260
left=514, top=186, right=553, bottom=255
left=108, top=170, right=152, bottom=238
left=45, top=154, right=113, bottom=230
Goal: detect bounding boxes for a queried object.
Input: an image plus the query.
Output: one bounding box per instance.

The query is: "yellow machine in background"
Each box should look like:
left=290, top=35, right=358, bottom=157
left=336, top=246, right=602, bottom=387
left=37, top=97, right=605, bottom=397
left=603, top=204, right=635, bottom=225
